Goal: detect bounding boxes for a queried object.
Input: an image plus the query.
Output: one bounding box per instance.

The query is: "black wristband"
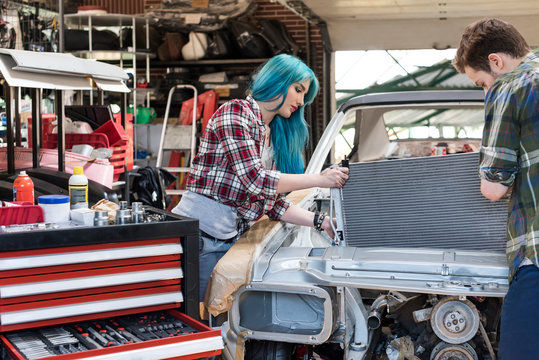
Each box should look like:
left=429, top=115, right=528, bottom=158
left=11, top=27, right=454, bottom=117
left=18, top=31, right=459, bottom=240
left=314, top=211, right=326, bottom=232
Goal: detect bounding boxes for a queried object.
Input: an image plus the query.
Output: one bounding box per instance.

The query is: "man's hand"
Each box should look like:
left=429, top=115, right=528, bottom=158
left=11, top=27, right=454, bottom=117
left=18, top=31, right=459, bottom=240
left=481, top=179, right=510, bottom=201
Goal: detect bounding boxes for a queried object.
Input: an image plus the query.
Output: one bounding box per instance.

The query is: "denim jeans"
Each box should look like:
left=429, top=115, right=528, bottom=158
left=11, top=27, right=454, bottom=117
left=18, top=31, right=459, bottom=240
left=498, top=265, right=539, bottom=359
left=199, top=233, right=235, bottom=301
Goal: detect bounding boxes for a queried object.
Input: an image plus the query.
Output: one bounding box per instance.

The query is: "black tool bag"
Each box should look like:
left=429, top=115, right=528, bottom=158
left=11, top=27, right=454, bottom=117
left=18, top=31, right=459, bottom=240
left=206, top=29, right=236, bottom=59
left=63, top=29, right=120, bottom=51
left=257, top=18, right=302, bottom=57
left=227, top=18, right=272, bottom=58
left=130, top=167, right=177, bottom=210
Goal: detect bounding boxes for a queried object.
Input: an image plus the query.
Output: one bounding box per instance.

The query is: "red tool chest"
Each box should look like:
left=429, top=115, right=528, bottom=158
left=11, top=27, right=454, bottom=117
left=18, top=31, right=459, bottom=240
left=0, top=209, right=221, bottom=360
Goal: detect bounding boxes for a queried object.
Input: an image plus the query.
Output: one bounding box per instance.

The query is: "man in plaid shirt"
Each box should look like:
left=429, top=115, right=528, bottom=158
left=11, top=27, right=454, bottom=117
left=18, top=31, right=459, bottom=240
left=453, top=18, right=539, bottom=359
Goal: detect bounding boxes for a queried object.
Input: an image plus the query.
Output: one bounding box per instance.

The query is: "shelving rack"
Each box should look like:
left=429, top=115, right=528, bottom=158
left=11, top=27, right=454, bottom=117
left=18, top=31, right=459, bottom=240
left=64, top=13, right=155, bottom=109
left=64, top=13, right=156, bottom=173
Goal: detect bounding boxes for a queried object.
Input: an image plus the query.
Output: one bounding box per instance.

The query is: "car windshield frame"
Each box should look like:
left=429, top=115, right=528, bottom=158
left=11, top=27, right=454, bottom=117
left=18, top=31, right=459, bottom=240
left=306, top=90, right=485, bottom=174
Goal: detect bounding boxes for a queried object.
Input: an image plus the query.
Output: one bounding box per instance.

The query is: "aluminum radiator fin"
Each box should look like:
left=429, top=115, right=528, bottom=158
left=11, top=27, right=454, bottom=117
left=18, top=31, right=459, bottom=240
left=342, top=152, right=508, bottom=252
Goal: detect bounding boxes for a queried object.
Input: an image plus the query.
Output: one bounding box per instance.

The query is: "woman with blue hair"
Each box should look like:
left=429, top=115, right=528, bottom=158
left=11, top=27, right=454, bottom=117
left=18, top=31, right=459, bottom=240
left=172, top=54, right=349, bottom=300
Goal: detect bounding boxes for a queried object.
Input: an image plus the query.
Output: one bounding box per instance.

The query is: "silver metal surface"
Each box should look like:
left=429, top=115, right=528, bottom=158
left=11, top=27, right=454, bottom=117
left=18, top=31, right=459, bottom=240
left=258, top=246, right=508, bottom=297
left=131, top=202, right=145, bottom=224
left=93, top=210, right=109, bottom=226
left=342, top=152, right=508, bottom=252
left=115, top=209, right=131, bottom=224
left=229, top=283, right=334, bottom=345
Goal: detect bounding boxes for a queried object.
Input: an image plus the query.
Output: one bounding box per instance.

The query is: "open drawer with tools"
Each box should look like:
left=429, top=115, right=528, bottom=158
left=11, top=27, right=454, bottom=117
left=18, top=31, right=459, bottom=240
left=0, top=208, right=222, bottom=360
left=0, top=310, right=221, bottom=360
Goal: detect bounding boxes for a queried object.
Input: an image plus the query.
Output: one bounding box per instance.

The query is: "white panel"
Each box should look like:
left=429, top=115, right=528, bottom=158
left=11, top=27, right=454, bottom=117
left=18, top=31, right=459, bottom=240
left=0, top=54, right=92, bottom=90
left=1, top=292, right=183, bottom=325
left=0, top=268, right=183, bottom=298
left=0, top=243, right=183, bottom=270
left=93, top=78, right=130, bottom=93
left=0, top=49, right=128, bottom=80
left=80, top=336, right=224, bottom=360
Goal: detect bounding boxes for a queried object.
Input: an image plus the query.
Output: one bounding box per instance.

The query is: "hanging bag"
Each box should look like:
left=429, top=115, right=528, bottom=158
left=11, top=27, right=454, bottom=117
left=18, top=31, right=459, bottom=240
left=227, top=18, right=272, bottom=58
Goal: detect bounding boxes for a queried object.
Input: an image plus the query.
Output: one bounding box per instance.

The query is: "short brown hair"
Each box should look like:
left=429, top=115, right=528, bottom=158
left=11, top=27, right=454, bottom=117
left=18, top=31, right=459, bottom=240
left=452, top=18, right=530, bottom=73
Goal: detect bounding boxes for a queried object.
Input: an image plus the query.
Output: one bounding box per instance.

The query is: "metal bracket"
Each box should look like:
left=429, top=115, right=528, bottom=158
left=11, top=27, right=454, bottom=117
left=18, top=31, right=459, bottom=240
left=330, top=187, right=346, bottom=246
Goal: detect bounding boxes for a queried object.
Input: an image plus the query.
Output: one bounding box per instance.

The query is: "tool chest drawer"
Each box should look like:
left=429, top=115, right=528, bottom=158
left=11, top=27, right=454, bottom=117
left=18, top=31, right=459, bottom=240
left=0, top=309, right=222, bottom=360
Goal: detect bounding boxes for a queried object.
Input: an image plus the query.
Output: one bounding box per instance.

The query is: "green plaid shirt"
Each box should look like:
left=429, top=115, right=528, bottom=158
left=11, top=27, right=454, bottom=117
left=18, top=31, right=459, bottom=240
left=479, top=49, right=539, bottom=282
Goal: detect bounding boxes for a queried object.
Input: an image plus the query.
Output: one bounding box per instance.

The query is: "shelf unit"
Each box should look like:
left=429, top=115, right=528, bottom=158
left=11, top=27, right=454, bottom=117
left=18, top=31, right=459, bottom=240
left=64, top=13, right=155, bottom=172
left=64, top=13, right=154, bottom=108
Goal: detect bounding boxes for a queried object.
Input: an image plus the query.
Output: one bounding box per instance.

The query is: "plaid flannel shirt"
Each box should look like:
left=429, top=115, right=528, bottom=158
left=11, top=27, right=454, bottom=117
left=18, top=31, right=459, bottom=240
left=479, top=49, right=539, bottom=281
left=186, top=95, right=291, bottom=223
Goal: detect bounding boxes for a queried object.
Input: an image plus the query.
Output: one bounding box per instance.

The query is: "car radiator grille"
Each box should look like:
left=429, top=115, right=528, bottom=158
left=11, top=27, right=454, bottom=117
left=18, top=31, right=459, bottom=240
left=342, top=152, right=508, bottom=252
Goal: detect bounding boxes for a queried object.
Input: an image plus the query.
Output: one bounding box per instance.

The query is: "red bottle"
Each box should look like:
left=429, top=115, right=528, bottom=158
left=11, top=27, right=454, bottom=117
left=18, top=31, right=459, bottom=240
left=13, top=171, right=35, bottom=203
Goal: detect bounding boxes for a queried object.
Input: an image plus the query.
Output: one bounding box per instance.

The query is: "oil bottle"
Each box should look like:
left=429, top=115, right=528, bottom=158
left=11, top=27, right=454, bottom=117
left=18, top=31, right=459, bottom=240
left=69, top=166, right=88, bottom=209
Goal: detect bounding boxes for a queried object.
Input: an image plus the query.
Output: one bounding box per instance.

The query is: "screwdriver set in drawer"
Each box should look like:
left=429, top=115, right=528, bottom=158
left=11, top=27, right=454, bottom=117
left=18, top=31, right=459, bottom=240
left=1, top=309, right=221, bottom=360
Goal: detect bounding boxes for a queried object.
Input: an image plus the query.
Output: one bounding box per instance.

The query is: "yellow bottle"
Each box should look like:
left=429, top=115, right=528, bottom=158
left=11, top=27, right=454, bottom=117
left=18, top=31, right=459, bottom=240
left=69, top=166, right=88, bottom=209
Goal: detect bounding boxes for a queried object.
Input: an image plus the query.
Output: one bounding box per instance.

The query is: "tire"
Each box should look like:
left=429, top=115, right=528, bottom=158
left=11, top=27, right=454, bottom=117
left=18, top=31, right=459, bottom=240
left=245, top=340, right=294, bottom=360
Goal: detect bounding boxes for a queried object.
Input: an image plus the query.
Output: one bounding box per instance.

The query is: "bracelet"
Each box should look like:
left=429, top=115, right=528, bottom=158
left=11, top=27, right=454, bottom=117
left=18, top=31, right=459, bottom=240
left=313, top=211, right=327, bottom=232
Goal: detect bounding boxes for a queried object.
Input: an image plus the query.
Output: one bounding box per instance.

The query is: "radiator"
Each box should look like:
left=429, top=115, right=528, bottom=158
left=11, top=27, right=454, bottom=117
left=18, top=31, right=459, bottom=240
left=342, top=152, right=508, bottom=252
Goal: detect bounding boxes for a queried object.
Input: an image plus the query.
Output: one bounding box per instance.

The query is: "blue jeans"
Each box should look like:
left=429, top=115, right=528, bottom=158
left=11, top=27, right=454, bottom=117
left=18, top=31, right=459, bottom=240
left=199, top=233, right=235, bottom=301
left=498, top=265, right=539, bottom=359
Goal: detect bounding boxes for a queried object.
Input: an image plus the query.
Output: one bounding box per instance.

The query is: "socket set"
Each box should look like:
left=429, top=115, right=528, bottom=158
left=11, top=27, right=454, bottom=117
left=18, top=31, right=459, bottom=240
left=1, top=311, right=200, bottom=360
left=94, top=201, right=167, bottom=227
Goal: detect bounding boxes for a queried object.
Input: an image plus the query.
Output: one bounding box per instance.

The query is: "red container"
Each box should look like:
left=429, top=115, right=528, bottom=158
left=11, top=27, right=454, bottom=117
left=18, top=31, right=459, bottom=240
left=44, top=131, right=128, bottom=182
left=112, top=113, right=134, bottom=172
left=12, top=171, right=34, bottom=203
left=0, top=205, right=44, bottom=225
left=44, top=133, right=110, bottom=150
left=94, top=120, right=128, bottom=147
left=27, top=114, right=57, bottom=149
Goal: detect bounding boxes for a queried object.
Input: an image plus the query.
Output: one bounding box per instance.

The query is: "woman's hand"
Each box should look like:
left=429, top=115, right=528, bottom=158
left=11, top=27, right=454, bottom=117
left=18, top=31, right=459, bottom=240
left=276, top=167, right=349, bottom=193
left=321, top=216, right=336, bottom=239
left=319, top=167, right=349, bottom=188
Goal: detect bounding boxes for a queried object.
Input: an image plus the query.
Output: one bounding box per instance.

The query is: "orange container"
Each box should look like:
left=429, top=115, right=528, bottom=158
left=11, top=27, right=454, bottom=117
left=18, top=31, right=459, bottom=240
left=12, top=171, right=34, bottom=204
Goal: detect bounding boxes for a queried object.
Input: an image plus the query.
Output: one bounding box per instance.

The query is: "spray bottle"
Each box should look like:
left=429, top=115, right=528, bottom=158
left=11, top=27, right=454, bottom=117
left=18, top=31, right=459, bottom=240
left=13, top=171, right=35, bottom=203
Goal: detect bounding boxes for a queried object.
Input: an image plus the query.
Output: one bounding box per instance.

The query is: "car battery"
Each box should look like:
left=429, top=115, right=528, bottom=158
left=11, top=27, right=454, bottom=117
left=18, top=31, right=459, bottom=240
left=0, top=208, right=222, bottom=359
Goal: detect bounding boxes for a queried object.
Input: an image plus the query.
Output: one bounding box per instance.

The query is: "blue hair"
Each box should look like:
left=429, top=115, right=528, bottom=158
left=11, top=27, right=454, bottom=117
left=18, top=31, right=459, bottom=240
left=249, top=54, right=319, bottom=174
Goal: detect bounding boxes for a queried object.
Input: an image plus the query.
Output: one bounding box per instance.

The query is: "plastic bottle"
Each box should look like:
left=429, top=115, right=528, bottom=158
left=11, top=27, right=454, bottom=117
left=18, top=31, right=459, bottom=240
left=69, top=166, right=88, bottom=209
left=13, top=171, right=34, bottom=203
